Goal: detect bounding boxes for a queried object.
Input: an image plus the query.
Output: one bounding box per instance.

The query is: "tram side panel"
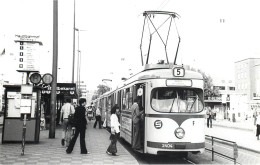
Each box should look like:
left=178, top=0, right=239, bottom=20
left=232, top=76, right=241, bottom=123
left=120, top=110, right=132, bottom=144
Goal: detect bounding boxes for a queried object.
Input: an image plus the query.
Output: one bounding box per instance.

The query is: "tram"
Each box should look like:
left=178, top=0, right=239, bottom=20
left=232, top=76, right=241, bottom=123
left=95, top=11, right=205, bottom=155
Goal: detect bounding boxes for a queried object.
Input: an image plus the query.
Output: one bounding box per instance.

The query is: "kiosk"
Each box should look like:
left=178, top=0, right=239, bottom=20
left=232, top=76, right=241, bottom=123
left=1, top=85, right=42, bottom=143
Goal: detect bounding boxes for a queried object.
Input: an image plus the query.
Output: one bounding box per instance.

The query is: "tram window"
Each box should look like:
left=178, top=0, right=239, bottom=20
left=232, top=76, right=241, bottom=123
left=126, top=91, right=132, bottom=109
left=151, top=88, right=203, bottom=113
left=122, top=89, right=126, bottom=110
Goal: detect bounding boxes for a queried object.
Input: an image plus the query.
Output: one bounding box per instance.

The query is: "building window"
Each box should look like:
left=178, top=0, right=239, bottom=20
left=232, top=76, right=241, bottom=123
left=229, top=87, right=235, bottom=90
left=214, top=86, right=225, bottom=90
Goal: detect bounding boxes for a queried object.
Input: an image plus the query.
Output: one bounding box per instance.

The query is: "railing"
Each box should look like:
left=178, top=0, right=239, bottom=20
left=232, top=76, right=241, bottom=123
left=205, top=135, right=238, bottom=165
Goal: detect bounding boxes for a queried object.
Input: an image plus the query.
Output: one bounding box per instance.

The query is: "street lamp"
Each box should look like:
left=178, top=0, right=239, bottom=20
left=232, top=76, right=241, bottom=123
left=77, top=50, right=81, bottom=96
left=74, top=28, right=86, bottom=98
left=72, top=0, right=76, bottom=83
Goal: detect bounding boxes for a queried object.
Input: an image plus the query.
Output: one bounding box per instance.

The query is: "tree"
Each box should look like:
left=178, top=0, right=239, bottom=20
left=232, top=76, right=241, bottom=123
left=190, top=68, right=219, bottom=97
left=197, top=69, right=219, bottom=97
left=91, top=84, right=111, bottom=100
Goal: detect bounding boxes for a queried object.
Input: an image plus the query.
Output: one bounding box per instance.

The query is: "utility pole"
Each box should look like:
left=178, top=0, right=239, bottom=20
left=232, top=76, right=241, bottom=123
left=49, top=0, right=58, bottom=138
left=72, top=0, right=76, bottom=83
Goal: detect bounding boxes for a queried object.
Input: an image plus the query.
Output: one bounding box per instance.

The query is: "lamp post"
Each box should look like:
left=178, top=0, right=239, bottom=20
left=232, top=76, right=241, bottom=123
left=77, top=50, right=81, bottom=98
left=74, top=28, right=86, bottom=98
left=72, top=0, right=76, bottom=83
left=49, top=0, right=58, bottom=138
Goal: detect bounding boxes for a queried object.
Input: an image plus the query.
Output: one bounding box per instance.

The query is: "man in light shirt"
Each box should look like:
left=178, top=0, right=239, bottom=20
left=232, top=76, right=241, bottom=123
left=60, top=98, right=75, bottom=146
left=93, top=107, right=102, bottom=129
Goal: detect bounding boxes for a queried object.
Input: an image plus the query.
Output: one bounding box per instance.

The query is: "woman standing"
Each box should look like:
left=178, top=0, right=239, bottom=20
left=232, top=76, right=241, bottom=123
left=106, top=105, right=120, bottom=156
left=256, top=113, right=260, bottom=140
left=66, top=98, right=89, bottom=154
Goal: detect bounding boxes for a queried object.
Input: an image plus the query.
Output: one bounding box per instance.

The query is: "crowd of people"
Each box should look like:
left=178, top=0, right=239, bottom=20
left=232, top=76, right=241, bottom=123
left=58, top=97, right=144, bottom=156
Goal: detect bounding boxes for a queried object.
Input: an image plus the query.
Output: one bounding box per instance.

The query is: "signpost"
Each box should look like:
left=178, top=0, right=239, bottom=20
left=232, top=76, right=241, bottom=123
left=14, top=34, right=42, bottom=155
left=20, top=85, right=33, bottom=156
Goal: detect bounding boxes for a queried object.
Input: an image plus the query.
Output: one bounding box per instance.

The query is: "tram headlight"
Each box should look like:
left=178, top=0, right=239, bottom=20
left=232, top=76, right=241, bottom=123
left=175, top=127, right=185, bottom=139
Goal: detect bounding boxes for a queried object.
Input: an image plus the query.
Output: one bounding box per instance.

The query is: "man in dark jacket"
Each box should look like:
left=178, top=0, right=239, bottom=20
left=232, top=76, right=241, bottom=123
left=66, top=98, right=89, bottom=154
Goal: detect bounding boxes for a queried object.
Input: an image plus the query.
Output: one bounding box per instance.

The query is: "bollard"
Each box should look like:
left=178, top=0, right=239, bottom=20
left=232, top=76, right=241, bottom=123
left=212, top=137, right=214, bottom=161
left=233, top=143, right=238, bottom=164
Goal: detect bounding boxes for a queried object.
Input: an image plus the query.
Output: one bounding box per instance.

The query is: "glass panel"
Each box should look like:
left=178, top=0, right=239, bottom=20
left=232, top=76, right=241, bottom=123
left=151, top=87, right=203, bottom=113
left=6, top=91, right=37, bottom=118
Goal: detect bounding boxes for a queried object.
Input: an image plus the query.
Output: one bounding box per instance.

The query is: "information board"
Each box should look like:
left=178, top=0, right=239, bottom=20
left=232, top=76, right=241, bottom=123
left=15, top=35, right=42, bottom=72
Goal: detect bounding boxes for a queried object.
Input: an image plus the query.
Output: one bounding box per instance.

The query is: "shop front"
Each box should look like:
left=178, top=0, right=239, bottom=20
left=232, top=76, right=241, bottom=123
left=41, top=83, right=77, bottom=128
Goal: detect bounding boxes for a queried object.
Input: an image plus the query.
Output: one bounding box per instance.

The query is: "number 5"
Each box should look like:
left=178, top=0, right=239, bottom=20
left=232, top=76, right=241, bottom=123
left=173, top=67, right=185, bottom=77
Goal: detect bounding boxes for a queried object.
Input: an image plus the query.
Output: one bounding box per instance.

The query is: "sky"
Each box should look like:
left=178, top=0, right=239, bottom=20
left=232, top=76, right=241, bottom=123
left=0, top=0, right=260, bottom=90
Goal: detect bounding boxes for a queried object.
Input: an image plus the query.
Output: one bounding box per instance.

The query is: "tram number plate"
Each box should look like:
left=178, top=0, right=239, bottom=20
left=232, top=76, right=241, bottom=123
left=162, top=143, right=173, bottom=149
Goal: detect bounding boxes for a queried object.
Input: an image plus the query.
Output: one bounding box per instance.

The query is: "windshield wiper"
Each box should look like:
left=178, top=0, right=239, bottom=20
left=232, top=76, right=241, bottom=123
left=169, top=98, right=175, bottom=112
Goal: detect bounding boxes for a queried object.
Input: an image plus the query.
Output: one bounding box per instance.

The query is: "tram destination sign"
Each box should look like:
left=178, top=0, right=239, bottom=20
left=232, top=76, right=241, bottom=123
left=166, top=79, right=192, bottom=87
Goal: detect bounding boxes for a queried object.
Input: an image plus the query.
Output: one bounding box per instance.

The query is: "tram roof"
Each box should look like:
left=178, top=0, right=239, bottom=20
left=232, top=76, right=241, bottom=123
left=116, top=64, right=203, bottom=88
left=97, top=64, right=203, bottom=98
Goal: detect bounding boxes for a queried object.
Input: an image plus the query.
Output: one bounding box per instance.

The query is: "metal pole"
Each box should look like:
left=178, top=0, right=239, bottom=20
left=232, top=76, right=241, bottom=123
left=21, top=114, right=27, bottom=155
left=212, top=137, right=214, bottom=161
left=77, top=30, right=79, bottom=96
left=72, top=0, right=76, bottom=83
left=79, top=50, right=81, bottom=97
left=49, top=0, right=58, bottom=138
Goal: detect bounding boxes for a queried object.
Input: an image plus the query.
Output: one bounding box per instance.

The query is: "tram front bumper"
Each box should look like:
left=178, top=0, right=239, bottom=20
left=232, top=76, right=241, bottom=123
left=146, top=141, right=205, bottom=154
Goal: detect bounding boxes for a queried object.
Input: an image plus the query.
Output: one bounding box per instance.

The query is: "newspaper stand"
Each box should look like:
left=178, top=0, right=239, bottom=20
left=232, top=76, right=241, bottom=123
left=1, top=85, right=42, bottom=146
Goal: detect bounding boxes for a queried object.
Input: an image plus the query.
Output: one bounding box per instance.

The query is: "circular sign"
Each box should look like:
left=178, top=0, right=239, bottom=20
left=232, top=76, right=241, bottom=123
left=29, top=73, right=41, bottom=84
left=42, top=73, right=53, bottom=84
left=154, top=120, right=163, bottom=129
left=137, top=88, right=143, bottom=96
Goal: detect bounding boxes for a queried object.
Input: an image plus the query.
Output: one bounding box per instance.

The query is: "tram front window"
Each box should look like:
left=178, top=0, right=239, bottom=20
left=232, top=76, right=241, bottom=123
left=151, top=87, right=203, bottom=113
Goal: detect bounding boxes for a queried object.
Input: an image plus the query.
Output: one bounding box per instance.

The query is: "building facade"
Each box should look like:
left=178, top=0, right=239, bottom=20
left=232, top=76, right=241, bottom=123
left=204, top=78, right=236, bottom=120
left=235, top=58, right=260, bottom=113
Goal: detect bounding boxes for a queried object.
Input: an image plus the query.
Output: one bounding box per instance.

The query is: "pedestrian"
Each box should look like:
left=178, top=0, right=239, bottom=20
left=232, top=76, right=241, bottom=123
left=60, top=98, right=75, bottom=146
left=206, top=107, right=213, bottom=128
left=106, top=105, right=120, bottom=156
left=131, top=98, right=144, bottom=150
left=66, top=98, right=89, bottom=154
left=256, top=113, right=260, bottom=140
left=93, top=107, right=102, bottom=129
left=102, top=111, right=107, bottom=128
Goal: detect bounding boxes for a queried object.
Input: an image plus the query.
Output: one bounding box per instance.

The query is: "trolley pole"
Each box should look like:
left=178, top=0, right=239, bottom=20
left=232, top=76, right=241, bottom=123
left=49, top=0, right=58, bottom=138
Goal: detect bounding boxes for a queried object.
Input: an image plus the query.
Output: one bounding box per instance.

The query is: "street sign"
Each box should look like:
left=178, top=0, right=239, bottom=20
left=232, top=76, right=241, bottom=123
left=29, top=73, right=41, bottom=84
left=42, top=73, right=53, bottom=84
left=15, top=35, right=42, bottom=72
left=21, top=85, right=33, bottom=94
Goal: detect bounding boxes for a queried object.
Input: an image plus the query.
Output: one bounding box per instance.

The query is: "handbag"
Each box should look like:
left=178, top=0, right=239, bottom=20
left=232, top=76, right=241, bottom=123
left=68, top=105, right=75, bottom=126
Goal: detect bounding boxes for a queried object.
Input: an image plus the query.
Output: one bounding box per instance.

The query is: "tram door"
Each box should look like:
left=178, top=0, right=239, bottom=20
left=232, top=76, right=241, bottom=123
left=132, top=83, right=146, bottom=150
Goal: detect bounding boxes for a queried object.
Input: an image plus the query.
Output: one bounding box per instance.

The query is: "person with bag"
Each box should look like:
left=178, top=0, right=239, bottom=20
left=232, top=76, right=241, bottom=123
left=106, top=105, right=120, bottom=156
left=93, top=107, right=102, bottom=129
left=131, top=98, right=144, bottom=151
left=60, top=98, right=75, bottom=146
left=66, top=98, right=89, bottom=154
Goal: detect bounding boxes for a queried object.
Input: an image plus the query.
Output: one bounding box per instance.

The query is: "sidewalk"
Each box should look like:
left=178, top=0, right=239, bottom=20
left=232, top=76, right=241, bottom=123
left=206, top=119, right=260, bottom=154
left=0, top=121, right=138, bottom=165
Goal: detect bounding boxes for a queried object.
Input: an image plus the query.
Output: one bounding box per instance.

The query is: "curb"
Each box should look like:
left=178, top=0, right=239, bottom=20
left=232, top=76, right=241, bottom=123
left=213, top=123, right=253, bottom=132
